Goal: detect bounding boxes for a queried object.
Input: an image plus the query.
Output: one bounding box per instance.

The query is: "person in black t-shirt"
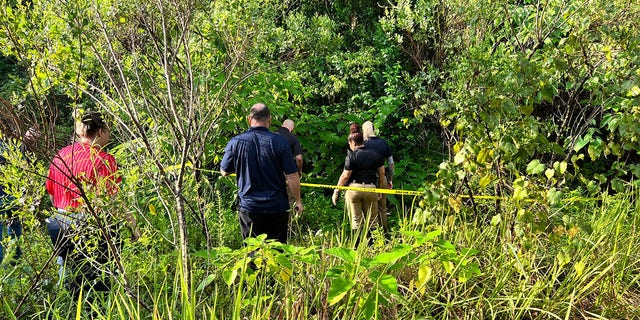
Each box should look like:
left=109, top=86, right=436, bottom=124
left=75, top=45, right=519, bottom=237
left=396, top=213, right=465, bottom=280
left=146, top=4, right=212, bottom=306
left=276, top=119, right=303, bottom=176
left=332, top=132, right=386, bottom=232
left=362, top=121, right=393, bottom=232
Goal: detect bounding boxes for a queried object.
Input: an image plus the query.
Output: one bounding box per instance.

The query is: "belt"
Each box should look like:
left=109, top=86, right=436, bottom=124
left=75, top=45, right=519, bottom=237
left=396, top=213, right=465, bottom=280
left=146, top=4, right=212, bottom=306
left=349, top=182, right=376, bottom=187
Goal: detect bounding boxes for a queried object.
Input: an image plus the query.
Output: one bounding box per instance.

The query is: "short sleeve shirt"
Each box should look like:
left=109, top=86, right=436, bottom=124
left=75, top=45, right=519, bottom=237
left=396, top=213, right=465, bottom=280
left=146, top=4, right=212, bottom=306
left=276, top=127, right=302, bottom=157
left=364, top=137, right=392, bottom=160
left=46, top=142, right=120, bottom=210
left=220, top=127, right=298, bottom=213
left=344, top=146, right=384, bottom=185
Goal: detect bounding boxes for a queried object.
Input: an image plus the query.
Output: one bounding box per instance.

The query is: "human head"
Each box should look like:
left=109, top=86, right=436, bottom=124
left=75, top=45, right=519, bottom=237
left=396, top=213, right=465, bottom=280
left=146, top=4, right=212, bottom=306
left=76, top=111, right=111, bottom=147
left=282, top=119, right=295, bottom=132
left=349, top=122, right=360, bottom=134
left=362, top=121, right=376, bottom=140
left=347, top=132, right=364, bottom=150
left=248, top=103, right=272, bottom=127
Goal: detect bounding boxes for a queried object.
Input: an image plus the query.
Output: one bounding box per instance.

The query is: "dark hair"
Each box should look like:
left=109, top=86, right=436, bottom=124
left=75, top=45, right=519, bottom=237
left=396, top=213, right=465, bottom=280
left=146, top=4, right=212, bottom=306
left=347, top=132, right=363, bottom=145
left=349, top=123, right=360, bottom=134
left=80, top=111, right=108, bottom=137
left=249, top=103, right=271, bottom=122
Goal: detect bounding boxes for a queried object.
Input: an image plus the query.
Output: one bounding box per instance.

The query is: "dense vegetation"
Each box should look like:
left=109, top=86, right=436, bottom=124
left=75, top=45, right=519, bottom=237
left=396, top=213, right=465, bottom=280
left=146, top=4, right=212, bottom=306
left=1, top=0, right=639, bottom=318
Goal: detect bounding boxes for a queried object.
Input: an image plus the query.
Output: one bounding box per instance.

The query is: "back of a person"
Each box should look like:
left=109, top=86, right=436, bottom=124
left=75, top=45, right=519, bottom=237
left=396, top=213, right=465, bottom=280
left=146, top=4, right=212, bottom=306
left=220, top=103, right=304, bottom=244
left=348, top=146, right=384, bottom=183
left=276, top=127, right=298, bottom=155
left=47, top=142, right=118, bottom=210
left=364, top=137, right=391, bottom=159
left=231, top=127, right=290, bottom=213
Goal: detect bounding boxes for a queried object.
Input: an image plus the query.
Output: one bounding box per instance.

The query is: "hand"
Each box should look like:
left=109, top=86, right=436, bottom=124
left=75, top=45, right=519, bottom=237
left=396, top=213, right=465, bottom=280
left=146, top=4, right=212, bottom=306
left=295, top=202, right=304, bottom=216
left=388, top=181, right=393, bottom=189
left=377, top=193, right=383, bottom=200
left=332, top=189, right=340, bottom=205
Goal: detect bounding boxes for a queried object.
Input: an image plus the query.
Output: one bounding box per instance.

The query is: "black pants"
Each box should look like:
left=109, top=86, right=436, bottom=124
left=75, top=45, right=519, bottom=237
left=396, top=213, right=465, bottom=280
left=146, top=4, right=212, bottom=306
left=238, top=209, right=289, bottom=244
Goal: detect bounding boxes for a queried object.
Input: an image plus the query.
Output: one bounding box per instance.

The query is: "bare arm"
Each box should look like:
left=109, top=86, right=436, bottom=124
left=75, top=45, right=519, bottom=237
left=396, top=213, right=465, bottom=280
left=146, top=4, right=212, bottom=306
left=387, top=156, right=394, bottom=188
left=295, top=155, right=303, bottom=176
left=378, top=166, right=387, bottom=188
left=285, top=172, right=304, bottom=214
left=332, top=169, right=352, bottom=205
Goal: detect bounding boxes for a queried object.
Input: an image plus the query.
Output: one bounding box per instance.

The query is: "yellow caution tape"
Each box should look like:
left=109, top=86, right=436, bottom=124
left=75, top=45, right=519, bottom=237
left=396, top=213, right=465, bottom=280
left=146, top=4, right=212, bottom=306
left=167, top=166, right=602, bottom=202
left=301, top=182, right=423, bottom=196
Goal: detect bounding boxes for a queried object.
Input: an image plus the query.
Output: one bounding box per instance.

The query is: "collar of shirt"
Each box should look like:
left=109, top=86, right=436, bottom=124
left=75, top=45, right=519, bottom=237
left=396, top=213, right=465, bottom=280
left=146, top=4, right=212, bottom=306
left=249, top=126, right=270, bottom=132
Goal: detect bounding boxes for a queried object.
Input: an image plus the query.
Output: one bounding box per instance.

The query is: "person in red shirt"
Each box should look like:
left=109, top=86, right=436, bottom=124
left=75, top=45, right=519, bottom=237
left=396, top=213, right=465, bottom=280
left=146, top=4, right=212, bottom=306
left=46, top=111, right=139, bottom=298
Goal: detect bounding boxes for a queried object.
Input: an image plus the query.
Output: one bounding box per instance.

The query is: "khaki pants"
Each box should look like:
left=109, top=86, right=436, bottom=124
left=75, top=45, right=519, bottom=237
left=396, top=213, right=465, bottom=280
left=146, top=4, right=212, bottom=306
left=345, top=183, right=379, bottom=230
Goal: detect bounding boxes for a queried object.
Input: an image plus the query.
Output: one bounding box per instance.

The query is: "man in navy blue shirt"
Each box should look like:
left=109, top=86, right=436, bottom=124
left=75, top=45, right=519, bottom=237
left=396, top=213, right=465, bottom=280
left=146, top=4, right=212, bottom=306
left=221, top=103, right=304, bottom=243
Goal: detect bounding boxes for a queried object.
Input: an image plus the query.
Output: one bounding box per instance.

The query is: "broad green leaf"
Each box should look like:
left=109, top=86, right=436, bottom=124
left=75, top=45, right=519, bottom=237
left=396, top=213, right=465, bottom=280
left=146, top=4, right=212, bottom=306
left=222, top=268, right=237, bottom=287
left=197, top=274, right=216, bottom=292
left=402, top=230, right=441, bottom=245
left=574, top=132, right=592, bottom=152
left=526, top=159, right=545, bottom=175
left=547, top=188, right=562, bottom=206
left=545, top=168, right=555, bottom=180
left=373, top=244, right=412, bottom=264
left=626, top=85, right=640, bottom=97
left=377, top=274, right=399, bottom=296
left=325, top=247, right=357, bottom=263
left=553, top=161, right=567, bottom=174
left=327, top=278, right=356, bottom=305
left=453, top=150, right=466, bottom=165
left=557, top=251, right=571, bottom=268
left=513, top=184, right=529, bottom=201
left=359, top=293, right=376, bottom=320
left=437, top=240, right=456, bottom=251
left=279, top=268, right=292, bottom=282
left=460, top=248, right=479, bottom=256
left=476, top=148, right=492, bottom=164
left=459, top=262, right=480, bottom=282
left=442, top=260, right=455, bottom=274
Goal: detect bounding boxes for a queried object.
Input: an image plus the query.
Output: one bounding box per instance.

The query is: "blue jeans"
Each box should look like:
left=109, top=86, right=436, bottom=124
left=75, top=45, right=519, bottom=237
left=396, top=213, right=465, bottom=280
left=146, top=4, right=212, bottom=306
left=0, top=211, right=22, bottom=263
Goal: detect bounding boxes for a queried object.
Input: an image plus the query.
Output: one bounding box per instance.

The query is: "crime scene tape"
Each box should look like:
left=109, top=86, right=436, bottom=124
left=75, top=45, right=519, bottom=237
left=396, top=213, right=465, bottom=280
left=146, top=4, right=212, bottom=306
left=301, top=182, right=423, bottom=196
left=183, top=165, right=423, bottom=196
left=168, top=164, right=603, bottom=202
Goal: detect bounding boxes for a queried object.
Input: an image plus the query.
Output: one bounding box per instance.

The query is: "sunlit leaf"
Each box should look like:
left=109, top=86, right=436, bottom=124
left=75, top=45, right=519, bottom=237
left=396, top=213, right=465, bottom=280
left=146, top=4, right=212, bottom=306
left=327, top=278, right=356, bottom=305
left=325, top=247, right=357, bottom=263
left=526, top=159, right=545, bottom=175
left=377, top=274, right=399, bottom=296
left=372, top=244, right=412, bottom=264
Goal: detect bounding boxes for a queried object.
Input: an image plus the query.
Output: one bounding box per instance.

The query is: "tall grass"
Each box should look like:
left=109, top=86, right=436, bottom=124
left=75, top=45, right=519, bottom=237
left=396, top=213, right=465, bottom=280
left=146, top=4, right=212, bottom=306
left=3, top=190, right=640, bottom=319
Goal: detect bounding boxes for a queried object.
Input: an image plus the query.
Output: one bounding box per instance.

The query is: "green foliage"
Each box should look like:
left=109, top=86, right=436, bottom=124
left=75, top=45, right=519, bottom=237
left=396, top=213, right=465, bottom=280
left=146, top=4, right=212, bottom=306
left=1, top=0, right=640, bottom=318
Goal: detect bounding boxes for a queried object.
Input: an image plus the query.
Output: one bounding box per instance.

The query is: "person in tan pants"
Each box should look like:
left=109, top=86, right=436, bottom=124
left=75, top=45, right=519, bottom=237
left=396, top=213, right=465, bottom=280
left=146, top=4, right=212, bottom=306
left=332, top=131, right=386, bottom=236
